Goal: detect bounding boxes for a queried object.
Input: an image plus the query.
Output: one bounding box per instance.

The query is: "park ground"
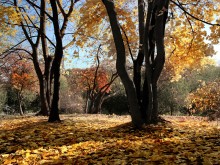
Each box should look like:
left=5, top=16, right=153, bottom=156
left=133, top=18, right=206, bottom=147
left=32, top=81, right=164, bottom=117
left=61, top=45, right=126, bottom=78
left=0, top=114, right=219, bottom=164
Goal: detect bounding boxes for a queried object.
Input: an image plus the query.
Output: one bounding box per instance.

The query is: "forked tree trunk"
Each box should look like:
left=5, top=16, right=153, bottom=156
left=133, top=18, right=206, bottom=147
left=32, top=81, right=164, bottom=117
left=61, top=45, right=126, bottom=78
left=103, top=0, right=169, bottom=126
left=48, top=0, right=63, bottom=122
left=90, top=93, right=105, bottom=114
left=102, top=0, right=144, bottom=128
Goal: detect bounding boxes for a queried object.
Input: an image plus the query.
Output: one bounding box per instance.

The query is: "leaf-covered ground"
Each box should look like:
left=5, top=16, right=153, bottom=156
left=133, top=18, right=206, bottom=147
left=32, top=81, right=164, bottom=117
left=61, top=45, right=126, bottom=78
left=0, top=114, right=219, bottom=165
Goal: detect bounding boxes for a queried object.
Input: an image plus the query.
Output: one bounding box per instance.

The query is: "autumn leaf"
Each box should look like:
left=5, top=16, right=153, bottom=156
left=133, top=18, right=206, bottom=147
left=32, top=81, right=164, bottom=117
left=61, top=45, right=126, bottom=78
left=0, top=115, right=219, bottom=164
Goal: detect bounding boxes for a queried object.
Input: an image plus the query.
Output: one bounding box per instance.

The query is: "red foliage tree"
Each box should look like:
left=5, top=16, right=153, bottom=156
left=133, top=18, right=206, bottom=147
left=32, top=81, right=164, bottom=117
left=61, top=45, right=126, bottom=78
left=69, top=66, right=116, bottom=114
left=11, top=60, right=37, bottom=115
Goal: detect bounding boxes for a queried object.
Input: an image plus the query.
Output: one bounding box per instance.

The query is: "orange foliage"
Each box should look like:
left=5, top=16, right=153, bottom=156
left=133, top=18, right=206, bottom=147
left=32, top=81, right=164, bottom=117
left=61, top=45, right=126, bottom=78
left=74, top=67, right=111, bottom=93
left=68, top=68, right=111, bottom=93
left=11, top=60, right=37, bottom=92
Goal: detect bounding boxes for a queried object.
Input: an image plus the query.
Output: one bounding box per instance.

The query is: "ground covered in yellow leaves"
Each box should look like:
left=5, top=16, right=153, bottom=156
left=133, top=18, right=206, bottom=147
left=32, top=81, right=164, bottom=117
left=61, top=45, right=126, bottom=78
left=0, top=114, right=219, bottom=165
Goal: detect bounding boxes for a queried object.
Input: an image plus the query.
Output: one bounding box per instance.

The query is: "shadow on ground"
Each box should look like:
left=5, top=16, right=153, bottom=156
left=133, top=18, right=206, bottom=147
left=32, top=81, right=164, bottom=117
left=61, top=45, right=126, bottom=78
left=0, top=115, right=219, bottom=164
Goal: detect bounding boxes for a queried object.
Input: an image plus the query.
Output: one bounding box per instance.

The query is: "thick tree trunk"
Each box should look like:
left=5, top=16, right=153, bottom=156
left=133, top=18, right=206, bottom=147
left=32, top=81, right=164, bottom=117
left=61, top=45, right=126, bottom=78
left=36, top=78, right=49, bottom=116
left=48, top=0, right=63, bottom=122
left=141, top=1, right=154, bottom=123
left=142, top=63, right=153, bottom=123
left=102, top=0, right=144, bottom=128
left=36, top=0, right=51, bottom=116
left=90, top=93, right=105, bottom=114
left=133, top=0, right=145, bottom=105
left=103, top=0, right=169, bottom=126
left=152, top=83, right=158, bottom=121
left=142, top=0, right=169, bottom=123
left=151, top=0, right=169, bottom=122
left=48, top=62, right=61, bottom=122
left=32, top=49, right=49, bottom=116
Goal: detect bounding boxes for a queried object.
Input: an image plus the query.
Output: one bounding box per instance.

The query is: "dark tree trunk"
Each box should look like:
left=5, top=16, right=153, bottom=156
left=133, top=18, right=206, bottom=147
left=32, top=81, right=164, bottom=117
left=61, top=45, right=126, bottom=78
left=11, top=0, right=75, bottom=120
left=48, top=0, right=64, bottom=122
left=32, top=49, right=49, bottom=116
left=151, top=0, right=168, bottom=122
left=48, top=62, right=61, bottom=122
left=37, top=78, right=49, bottom=116
left=133, top=0, right=145, bottom=105
left=48, top=0, right=75, bottom=122
left=45, top=56, right=53, bottom=109
left=103, top=0, right=169, bottom=126
left=102, top=0, right=144, bottom=128
left=90, top=93, right=105, bottom=114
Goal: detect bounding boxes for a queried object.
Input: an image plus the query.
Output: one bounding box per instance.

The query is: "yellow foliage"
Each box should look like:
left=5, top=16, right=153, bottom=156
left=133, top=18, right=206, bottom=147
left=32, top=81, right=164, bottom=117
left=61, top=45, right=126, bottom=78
left=163, top=0, right=220, bottom=81
left=186, top=79, right=220, bottom=114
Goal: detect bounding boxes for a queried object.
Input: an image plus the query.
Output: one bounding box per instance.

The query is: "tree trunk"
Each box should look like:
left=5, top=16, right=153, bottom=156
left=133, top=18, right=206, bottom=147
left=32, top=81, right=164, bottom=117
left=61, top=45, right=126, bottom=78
left=90, top=93, right=105, bottom=114
left=170, top=105, right=174, bottom=116
left=141, top=1, right=154, bottom=123
left=29, top=46, right=49, bottom=116
left=17, top=91, right=24, bottom=116
left=133, top=0, right=145, bottom=105
left=151, top=0, right=169, bottom=122
left=102, top=0, right=144, bottom=128
left=102, top=0, right=170, bottom=125
left=48, top=62, right=61, bottom=122
left=48, top=0, right=63, bottom=122
left=36, top=78, right=49, bottom=116
left=84, top=91, right=90, bottom=113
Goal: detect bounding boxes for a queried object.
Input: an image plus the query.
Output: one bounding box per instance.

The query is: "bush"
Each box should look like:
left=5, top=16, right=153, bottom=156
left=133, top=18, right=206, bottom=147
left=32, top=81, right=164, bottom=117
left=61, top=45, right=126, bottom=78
left=102, top=93, right=129, bottom=115
left=3, top=85, right=39, bottom=114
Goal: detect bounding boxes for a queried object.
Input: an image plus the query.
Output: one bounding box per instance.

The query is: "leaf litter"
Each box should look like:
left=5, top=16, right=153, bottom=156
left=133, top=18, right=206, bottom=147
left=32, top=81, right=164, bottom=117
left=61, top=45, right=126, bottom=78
left=0, top=114, right=219, bottom=164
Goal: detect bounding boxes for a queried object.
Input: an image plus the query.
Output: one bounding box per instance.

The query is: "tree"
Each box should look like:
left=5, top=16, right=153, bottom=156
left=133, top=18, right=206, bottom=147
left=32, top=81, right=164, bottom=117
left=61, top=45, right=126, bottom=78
left=102, top=0, right=220, bottom=127
left=11, top=60, right=37, bottom=115
left=164, top=0, right=218, bottom=81
left=82, top=67, right=116, bottom=114
left=102, top=0, right=169, bottom=127
left=69, top=64, right=116, bottom=114
left=1, top=0, right=81, bottom=122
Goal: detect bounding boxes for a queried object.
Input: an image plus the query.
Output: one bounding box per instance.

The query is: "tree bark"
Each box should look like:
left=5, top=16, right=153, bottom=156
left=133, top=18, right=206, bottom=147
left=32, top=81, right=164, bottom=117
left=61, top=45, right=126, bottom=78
left=17, top=91, right=24, bottom=116
left=151, top=0, right=169, bottom=121
left=48, top=0, right=63, bottom=122
left=133, top=0, right=145, bottom=105
left=141, top=1, right=154, bottom=123
left=32, top=49, right=49, bottom=116
left=84, top=91, right=90, bottom=113
left=102, top=0, right=144, bottom=128
left=103, top=0, right=169, bottom=125
left=37, top=78, right=49, bottom=116
left=90, top=93, right=105, bottom=114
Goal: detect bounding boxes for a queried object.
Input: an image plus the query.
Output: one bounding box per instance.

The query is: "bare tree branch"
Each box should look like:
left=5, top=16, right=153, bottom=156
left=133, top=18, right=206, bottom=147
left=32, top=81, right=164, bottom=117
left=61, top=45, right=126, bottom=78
left=120, top=25, right=134, bottom=62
